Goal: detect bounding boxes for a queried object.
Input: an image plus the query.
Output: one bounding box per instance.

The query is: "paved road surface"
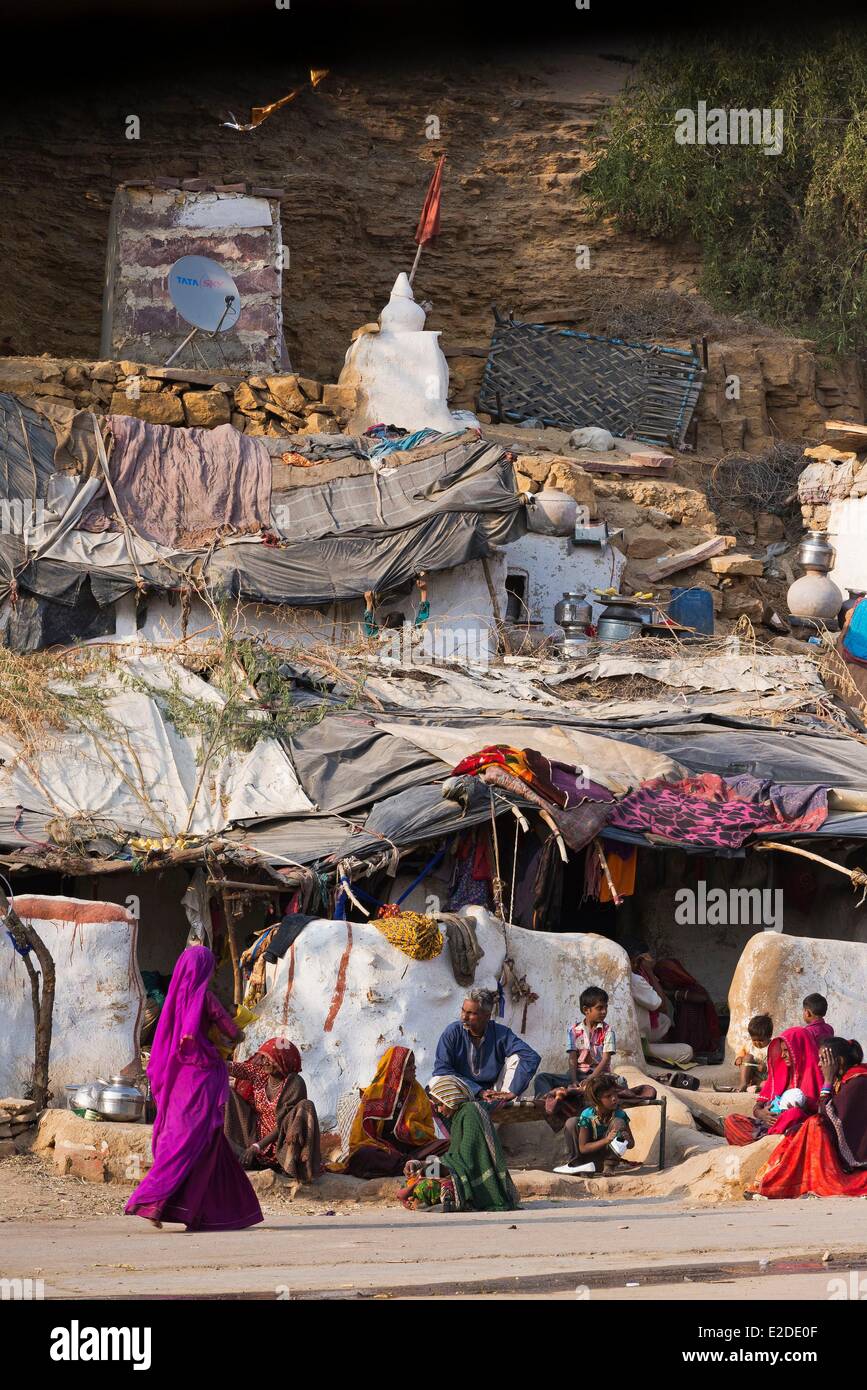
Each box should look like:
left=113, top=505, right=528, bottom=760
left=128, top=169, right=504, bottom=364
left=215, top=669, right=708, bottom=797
left=4, top=1195, right=867, bottom=1299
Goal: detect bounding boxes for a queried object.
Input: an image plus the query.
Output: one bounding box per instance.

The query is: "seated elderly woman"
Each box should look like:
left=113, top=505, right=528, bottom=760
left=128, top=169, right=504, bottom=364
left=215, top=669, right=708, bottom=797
left=426, top=1075, right=520, bottom=1212
left=329, top=1045, right=448, bottom=1179
left=225, top=1038, right=321, bottom=1184
left=433, top=986, right=541, bottom=1104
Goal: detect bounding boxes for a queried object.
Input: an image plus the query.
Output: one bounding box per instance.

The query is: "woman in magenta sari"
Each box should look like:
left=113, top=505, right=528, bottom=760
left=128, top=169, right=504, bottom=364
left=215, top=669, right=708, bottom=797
left=125, top=945, right=263, bottom=1231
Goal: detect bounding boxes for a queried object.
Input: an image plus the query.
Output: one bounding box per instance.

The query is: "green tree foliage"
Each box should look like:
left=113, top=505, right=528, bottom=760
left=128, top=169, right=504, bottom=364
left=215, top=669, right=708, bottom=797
left=584, top=35, right=867, bottom=353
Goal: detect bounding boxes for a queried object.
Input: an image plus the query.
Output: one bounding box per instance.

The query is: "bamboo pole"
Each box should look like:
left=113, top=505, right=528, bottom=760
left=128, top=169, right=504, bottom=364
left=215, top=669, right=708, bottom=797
left=595, top=838, right=623, bottom=906
left=220, top=889, right=243, bottom=1008
left=407, top=241, right=424, bottom=286
left=752, top=840, right=867, bottom=903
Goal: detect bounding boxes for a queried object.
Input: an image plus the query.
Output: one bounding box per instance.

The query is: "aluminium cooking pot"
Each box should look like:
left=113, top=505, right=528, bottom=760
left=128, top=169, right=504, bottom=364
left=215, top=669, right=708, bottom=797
left=597, top=616, right=643, bottom=642
left=94, top=1076, right=145, bottom=1122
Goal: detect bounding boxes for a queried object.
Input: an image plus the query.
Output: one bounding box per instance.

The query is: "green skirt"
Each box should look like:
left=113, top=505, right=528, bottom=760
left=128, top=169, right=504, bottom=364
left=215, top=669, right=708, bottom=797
left=441, top=1101, right=520, bottom=1212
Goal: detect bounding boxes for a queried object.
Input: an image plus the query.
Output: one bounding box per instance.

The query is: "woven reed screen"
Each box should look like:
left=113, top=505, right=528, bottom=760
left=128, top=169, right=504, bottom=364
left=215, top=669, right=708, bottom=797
left=477, top=318, right=705, bottom=447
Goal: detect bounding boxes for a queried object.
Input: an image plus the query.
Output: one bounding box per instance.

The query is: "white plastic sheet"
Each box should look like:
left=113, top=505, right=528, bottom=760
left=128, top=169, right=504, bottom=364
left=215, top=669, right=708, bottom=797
left=0, top=653, right=313, bottom=836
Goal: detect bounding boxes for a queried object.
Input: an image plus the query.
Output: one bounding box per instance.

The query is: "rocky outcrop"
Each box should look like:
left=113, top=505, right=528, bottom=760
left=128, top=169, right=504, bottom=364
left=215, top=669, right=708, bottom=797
left=695, top=338, right=864, bottom=454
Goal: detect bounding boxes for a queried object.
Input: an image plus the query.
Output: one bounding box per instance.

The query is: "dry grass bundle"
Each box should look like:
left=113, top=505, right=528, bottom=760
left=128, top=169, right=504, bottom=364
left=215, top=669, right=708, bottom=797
left=0, top=645, right=120, bottom=750
left=705, top=445, right=805, bottom=534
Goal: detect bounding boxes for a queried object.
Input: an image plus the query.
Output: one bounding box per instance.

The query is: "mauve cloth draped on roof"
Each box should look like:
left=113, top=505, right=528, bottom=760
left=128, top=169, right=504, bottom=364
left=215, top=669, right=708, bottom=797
left=607, top=773, right=828, bottom=849
left=82, top=417, right=272, bottom=549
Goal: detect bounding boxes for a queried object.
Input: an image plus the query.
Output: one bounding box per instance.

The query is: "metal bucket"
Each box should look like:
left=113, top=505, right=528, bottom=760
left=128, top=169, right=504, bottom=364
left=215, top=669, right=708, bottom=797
left=597, top=616, right=643, bottom=642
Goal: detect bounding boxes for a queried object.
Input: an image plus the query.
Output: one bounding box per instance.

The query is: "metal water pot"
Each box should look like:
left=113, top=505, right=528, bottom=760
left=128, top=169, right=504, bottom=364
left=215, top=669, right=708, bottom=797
left=797, top=530, right=835, bottom=573
left=554, top=590, right=592, bottom=634
left=95, top=1075, right=145, bottom=1122
left=597, top=615, right=643, bottom=642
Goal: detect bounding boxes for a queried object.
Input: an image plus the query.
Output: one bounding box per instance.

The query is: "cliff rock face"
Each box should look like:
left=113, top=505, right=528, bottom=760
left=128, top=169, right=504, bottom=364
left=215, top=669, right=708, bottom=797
left=0, top=50, right=861, bottom=448
left=0, top=52, right=697, bottom=379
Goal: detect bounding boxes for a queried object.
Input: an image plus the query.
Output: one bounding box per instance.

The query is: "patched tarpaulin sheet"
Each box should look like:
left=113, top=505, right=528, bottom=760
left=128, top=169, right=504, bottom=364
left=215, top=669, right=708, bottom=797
left=328, top=779, right=498, bottom=862
left=0, top=394, right=57, bottom=504
left=4, top=508, right=509, bottom=626
left=477, top=318, right=705, bottom=447
left=605, top=720, right=867, bottom=792
left=0, top=653, right=313, bottom=836
left=270, top=438, right=521, bottom=542
left=81, top=416, right=272, bottom=548
left=206, top=509, right=520, bottom=605
left=289, top=714, right=444, bottom=815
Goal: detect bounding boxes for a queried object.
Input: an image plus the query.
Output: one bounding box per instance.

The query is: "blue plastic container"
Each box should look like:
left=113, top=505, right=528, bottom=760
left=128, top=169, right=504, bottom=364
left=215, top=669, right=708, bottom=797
left=669, top=586, right=714, bottom=635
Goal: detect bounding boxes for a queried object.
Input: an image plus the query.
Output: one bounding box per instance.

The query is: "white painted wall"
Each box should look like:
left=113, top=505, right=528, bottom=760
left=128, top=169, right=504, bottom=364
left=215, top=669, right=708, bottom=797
left=826, top=497, right=867, bottom=595
left=728, top=931, right=867, bottom=1065
left=0, top=896, right=143, bottom=1104
left=499, top=532, right=626, bottom=635
left=243, top=905, right=643, bottom=1124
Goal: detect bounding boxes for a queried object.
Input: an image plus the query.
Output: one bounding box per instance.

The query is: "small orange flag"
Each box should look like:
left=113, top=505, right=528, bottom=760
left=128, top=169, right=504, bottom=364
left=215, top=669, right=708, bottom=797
left=414, top=154, right=446, bottom=247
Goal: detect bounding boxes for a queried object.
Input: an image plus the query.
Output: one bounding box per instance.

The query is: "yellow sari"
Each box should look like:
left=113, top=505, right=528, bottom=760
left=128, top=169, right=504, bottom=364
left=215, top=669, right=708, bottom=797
left=329, top=1046, right=441, bottom=1177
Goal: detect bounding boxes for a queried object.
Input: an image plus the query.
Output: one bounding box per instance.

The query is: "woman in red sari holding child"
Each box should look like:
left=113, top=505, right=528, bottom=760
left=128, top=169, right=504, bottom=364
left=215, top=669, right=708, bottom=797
left=724, top=1025, right=823, bottom=1147
left=747, top=1038, right=867, bottom=1198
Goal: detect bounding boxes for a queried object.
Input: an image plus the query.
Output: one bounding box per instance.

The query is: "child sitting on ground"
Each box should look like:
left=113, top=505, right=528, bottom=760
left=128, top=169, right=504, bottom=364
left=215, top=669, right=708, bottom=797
left=803, top=993, right=833, bottom=1044
left=396, top=1158, right=443, bottom=1210
left=734, top=1013, right=772, bottom=1092
left=554, top=1074, right=637, bottom=1175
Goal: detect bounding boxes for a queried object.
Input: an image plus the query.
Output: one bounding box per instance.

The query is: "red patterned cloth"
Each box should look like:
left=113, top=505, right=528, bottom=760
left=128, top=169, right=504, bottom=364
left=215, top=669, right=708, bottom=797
left=750, top=1067, right=867, bottom=1197
left=724, top=1026, right=824, bottom=1145
left=229, top=1039, right=302, bottom=1144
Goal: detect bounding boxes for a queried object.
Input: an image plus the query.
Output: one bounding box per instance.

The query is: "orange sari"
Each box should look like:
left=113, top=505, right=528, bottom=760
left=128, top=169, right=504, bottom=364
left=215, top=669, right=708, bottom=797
left=328, top=1045, right=445, bottom=1178
left=749, top=1066, right=867, bottom=1198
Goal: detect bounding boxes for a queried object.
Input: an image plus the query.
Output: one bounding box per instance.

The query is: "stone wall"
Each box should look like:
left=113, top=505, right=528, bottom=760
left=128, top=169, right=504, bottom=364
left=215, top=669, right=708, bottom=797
left=694, top=338, right=864, bottom=454
left=455, top=335, right=865, bottom=456
left=0, top=356, right=356, bottom=437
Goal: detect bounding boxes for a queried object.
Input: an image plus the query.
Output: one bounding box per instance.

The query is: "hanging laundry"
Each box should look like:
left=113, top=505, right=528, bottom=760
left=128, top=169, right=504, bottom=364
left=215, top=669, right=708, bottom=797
left=453, top=744, right=614, bottom=812
left=481, top=764, right=612, bottom=852
left=599, top=843, right=637, bottom=902
left=446, top=830, right=494, bottom=912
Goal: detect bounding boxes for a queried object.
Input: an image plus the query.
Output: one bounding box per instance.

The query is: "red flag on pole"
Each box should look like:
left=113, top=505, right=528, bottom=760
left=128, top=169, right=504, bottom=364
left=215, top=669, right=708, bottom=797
left=414, top=154, right=446, bottom=246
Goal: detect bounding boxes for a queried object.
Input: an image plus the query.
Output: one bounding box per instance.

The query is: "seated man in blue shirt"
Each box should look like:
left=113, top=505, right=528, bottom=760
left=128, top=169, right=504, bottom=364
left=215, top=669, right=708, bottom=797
left=432, top=987, right=541, bottom=1103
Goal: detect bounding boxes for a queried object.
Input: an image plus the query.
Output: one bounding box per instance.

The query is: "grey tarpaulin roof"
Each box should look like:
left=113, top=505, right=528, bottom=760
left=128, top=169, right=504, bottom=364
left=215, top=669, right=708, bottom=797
left=0, top=394, right=57, bottom=504
left=232, top=706, right=867, bottom=869
left=7, top=504, right=520, bottom=615
left=270, top=438, right=520, bottom=542
left=319, top=780, right=506, bottom=865
left=0, top=406, right=525, bottom=641
left=5, top=702, right=867, bottom=871
left=289, top=714, right=443, bottom=816
left=204, top=510, right=519, bottom=607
